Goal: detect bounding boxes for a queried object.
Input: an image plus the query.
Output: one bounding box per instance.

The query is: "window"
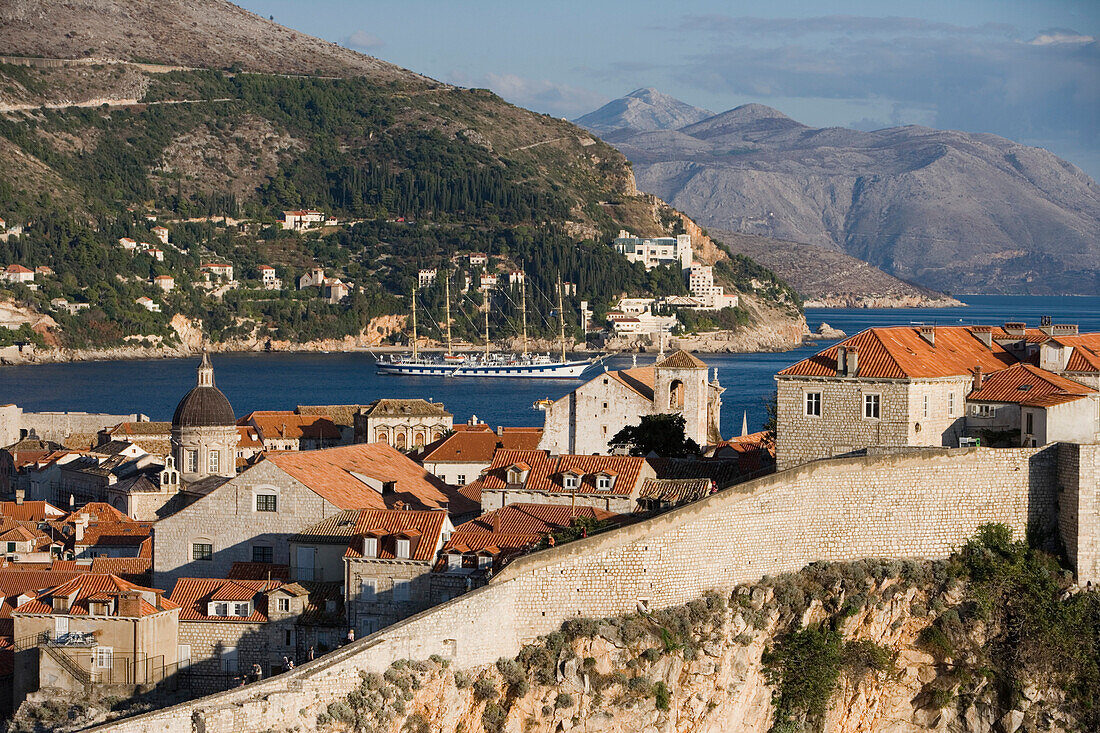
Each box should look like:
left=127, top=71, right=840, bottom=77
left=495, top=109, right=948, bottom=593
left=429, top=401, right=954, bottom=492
left=456, top=474, right=466, bottom=486
left=210, top=602, right=229, bottom=617
left=94, top=647, right=113, bottom=670
left=256, top=494, right=277, bottom=512
left=948, top=392, right=956, bottom=417
left=477, top=555, right=493, bottom=569
left=276, top=597, right=290, bottom=613
left=1026, top=412, right=1034, bottom=434
left=447, top=554, right=462, bottom=570
left=359, top=578, right=377, bottom=601
left=185, top=449, right=198, bottom=473
left=393, top=579, right=410, bottom=602
left=804, top=392, right=822, bottom=417
left=252, top=545, right=273, bottom=563
left=363, top=536, right=378, bottom=557
left=395, top=538, right=411, bottom=559
left=922, top=395, right=929, bottom=418
left=208, top=450, right=219, bottom=473
left=221, top=647, right=238, bottom=674
left=233, top=602, right=251, bottom=617
left=863, top=393, right=881, bottom=420
left=5, top=541, right=14, bottom=553
left=177, top=644, right=192, bottom=669
left=284, top=629, right=293, bottom=647
left=669, top=379, right=685, bottom=409
left=972, top=404, right=995, bottom=418
left=596, top=475, right=612, bottom=491
left=563, top=474, right=578, bottom=490
left=192, top=543, right=213, bottom=561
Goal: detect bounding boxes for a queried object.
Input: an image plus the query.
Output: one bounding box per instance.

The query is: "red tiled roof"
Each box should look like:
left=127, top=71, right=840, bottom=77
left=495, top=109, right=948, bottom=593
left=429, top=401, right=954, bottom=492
left=243, top=413, right=341, bottom=442
left=264, top=443, right=477, bottom=515
left=0, top=501, right=65, bottom=522
left=169, top=578, right=281, bottom=622
left=5, top=264, right=32, bottom=274
left=74, top=522, right=152, bottom=548
left=63, top=502, right=132, bottom=524
left=968, top=364, right=1096, bottom=407
left=237, top=426, right=263, bottom=448
left=12, top=574, right=175, bottom=617
left=1054, top=334, right=1100, bottom=373
left=655, top=350, right=708, bottom=369
left=416, top=427, right=543, bottom=464
left=779, top=326, right=1017, bottom=380
left=607, top=367, right=655, bottom=401
left=455, top=503, right=619, bottom=537
left=294, top=509, right=446, bottom=562
left=89, top=557, right=152, bottom=577
left=467, top=450, right=646, bottom=497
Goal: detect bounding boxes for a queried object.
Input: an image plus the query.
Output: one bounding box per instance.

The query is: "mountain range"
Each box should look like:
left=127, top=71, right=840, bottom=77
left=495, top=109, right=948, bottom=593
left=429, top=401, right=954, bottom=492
left=578, top=92, right=1100, bottom=296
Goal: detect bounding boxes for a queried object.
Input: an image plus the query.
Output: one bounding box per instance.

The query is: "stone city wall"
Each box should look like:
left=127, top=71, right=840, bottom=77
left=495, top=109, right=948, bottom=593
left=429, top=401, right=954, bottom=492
left=94, top=444, right=1098, bottom=732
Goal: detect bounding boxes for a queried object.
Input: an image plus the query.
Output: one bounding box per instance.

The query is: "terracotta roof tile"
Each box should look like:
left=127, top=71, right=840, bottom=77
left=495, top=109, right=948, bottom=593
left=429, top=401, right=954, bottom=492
left=779, top=326, right=1017, bottom=380
left=12, top=574, right=175, bottom=617
left=465, top=450, right=646, bottom=497
left=297, top=404, right=363, bottom=428
left=294, top=508, right=446, bottom=562
left=362, top=398, right=452, bottom=418
left=1054, top=334, right=1100, bottom=373
left=63, top=502, right=132, bottom=524
left=227, top=562, right=291, bottom=581
left=89, top=557, right=152, bottom=579
left=416, top=428, right=543, bottom=464
left=654, top=350, right=708, bottom=369
left=244, top=413, right=341, bottom=442
left=607, top=367, right=655, bottom=401
left=0, top=501, right=65, bottom=522
left=74, top=522, right=153, bottom=548
left=168, top=578, right=281, bottom=622
left=265, top=443, right=477, bottom=515
left=968, top=364, right=1096, bottom=407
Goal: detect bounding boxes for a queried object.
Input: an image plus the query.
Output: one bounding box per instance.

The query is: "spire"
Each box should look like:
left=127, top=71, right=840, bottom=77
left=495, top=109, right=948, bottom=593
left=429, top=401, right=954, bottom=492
left=197, top=349, right=214, bottom=387
left=741, top=411, right=748, bottom=437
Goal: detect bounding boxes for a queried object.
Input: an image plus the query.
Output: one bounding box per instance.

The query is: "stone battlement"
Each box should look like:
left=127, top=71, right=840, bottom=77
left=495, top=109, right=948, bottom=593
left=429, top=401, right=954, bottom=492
left=93, top=444, right=1099, bottom=732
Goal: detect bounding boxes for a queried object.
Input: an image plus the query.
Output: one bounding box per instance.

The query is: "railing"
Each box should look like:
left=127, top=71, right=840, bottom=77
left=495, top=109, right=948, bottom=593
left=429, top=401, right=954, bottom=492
left=40, top=642, right=92, bottom=688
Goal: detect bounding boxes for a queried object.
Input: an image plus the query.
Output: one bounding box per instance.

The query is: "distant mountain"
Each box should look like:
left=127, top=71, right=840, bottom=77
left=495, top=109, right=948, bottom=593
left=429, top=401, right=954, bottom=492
left=575, top=88, right=713, bottom=135
left=592, top=101, right=1100, bottom=295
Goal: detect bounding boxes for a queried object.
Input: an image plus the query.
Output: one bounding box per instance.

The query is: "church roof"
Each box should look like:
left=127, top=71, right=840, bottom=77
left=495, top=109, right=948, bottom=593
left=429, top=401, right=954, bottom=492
left=655, top=350, right=708, bottom=370
left=362, top=399, right=451, bottom=418
left=173, top=385, right=235, bottom=427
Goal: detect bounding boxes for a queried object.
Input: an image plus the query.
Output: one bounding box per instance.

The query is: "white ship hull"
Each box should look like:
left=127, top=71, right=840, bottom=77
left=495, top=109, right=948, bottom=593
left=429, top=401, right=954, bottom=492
left=376, top=357, right=594, bottom=379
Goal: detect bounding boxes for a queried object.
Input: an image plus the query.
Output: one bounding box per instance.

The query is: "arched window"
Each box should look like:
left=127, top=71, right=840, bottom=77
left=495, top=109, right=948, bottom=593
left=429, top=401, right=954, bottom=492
left=431, top=430, right=443, bottom=443
left=395, top=432, right=407, bottom=450
left=375, top=429, right=389, bottom=445
left=670, top=379, right=685, bottom=409
left=414, top=430, right=425, bottom=448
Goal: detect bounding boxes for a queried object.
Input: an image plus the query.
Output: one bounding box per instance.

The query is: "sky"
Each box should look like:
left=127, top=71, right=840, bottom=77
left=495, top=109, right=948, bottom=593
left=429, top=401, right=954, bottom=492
left=238, top=0, right=1100, bottom=177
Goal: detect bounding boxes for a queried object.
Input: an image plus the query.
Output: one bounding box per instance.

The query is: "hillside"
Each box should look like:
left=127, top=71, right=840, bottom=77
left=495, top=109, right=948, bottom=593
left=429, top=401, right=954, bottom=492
left=0, top=4, right=806, bottom=355
left=711, top=229, right=963, bottom=308
left=586, top=93, right=1100, bottom=295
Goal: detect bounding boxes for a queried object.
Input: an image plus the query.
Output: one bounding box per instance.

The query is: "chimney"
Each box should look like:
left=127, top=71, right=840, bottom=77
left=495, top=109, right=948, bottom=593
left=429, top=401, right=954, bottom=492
left=492, top=510, right=500, bottom=533
left=14, top=489, right=24, bottom=504
left=383, top=481, right=396, bottom=496
left=117, top=591, right=143, bottom=618
left=971, top=326, right=993, bottom=348
left=836, top=345, right=847, bottom=376
left=919, top=325, right=936, bottom=347
left=74, top=514, right=89, bottom=542
left=972, top=366, right=983, bottom=392
left=1052, top=324, right=1079, bottom=336
left=1003, top=322, right=1026, bottom=337
left=496, top=426, right=503, bottom=437
left=845, top=346, right=858, bottom=377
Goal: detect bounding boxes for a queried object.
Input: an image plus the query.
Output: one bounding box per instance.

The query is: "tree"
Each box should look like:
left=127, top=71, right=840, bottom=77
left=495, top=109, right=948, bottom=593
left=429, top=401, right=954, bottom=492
left=609, top=414, right=700, bottom=458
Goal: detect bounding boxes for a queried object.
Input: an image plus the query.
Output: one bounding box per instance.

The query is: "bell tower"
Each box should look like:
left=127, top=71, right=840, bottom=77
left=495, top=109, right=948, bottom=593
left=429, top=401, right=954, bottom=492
left=653, top=350, right=717, bottom=447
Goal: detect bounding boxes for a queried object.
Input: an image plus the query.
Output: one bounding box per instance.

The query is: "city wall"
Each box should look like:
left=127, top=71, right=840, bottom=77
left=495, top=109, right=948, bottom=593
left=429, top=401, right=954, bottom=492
left=0, top=404, right=147, bottom=447
left=95, top=444, right=1099, bottom=732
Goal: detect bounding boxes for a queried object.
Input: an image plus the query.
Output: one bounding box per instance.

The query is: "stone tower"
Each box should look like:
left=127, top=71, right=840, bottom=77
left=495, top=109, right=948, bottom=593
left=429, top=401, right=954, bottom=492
left=171, top=351, right=237, bottom=482
left=652, top=350, right=723, bottom=446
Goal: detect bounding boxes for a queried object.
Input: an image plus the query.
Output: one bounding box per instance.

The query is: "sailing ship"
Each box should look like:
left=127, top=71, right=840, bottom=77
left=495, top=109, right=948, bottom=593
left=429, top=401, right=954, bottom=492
left=375, top=273, right=597, bottom=378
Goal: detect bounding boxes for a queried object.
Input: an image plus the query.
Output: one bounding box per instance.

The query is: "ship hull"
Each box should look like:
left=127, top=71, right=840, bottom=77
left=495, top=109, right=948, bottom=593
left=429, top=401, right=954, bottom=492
left=376, top=358, right=593, bottom=379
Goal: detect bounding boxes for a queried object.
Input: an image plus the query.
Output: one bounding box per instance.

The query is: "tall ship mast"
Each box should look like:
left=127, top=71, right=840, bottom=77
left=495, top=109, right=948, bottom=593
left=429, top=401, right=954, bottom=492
left=375, top=271, right=598, bottom=378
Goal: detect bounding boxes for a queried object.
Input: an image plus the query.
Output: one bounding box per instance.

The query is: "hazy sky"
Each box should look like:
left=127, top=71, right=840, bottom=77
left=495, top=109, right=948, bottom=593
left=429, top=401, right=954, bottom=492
left=238, top=1, right=1099, bottom=177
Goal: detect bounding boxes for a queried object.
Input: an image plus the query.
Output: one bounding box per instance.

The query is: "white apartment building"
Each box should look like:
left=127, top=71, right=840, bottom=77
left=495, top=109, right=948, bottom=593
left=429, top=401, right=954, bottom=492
left=613, top=230, right=693, bottom=271
left=418, top=269, right=438, bottom=288
left=688, top=265, right=739, bottom=310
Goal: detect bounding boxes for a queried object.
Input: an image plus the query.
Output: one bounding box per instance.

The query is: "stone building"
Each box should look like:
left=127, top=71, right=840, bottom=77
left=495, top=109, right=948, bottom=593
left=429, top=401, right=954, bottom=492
left=1039, top=332, right=1100, bottom=390
left=236, top=411, right=342, bottom=452
left=290, top=508, right=451, bottom=637
left=354, top=399, right=453, bottom=450
left=539, top=350, right=723, bottom=455
left=10, top=573, right=179, bottom=709
left=464, top=449, right=654, bottom=513
left=97, top=422, right=172, bottom=458
left=152, top=443, right=477, bottom=589
left=775, top=325, right=1020, bottom=469
left=415, top=425, right=542, bottom=487
left=106, top=458, right=181, bottom=521
left=965, top=363, right=1099, bottom=446
left=168, top=577, right=344, bottom=691
left=171, top=353, right=238, bottom=483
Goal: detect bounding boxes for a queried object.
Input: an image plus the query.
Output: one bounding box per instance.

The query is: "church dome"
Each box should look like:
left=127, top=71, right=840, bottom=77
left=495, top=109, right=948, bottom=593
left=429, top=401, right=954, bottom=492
left=172, top=386, right=235, bottom=427
left=172, top=351, right=235, bottom=427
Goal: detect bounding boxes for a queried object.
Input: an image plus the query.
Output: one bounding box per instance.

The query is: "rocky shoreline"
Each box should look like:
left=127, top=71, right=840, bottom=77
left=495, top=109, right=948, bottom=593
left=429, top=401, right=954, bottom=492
left=802, top=294, right=965, bottom=309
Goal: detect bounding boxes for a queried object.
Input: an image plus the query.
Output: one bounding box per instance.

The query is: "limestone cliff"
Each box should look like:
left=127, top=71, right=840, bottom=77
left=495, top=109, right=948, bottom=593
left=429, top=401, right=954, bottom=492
left=309, top=537, right=1094, bottom=733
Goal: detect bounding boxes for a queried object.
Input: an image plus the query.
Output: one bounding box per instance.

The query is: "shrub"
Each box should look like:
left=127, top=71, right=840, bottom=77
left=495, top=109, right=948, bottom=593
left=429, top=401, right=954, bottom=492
left=562, top=616, right=600, bottom=639
left=496, top=658, right=525, bottom=686
left=641, top=647, right=662, bottom=663
left=654, top=681, right=671, bottom=711
left=473, top=677, right=498, bottom=701
left=762, top=626, right=843, bottom=727
left=541, top=704, right=554, bottom=716
left=555, top=692, right=574, bottom=709
left=918, top=625, right=954, bottom=659
left=627, top=676, right=653, bottom=697
left=454, top=670, right=472, bottom=688
left=326, top=701, right=355, bottom=724
left=482, top=702, right=507, bottom=732
left=842, top=640, right=894, bottom=678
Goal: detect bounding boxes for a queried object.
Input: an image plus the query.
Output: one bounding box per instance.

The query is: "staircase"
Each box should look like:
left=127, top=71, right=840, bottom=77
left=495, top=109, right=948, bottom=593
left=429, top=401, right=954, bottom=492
left=40, top=643, right=92, bottom=691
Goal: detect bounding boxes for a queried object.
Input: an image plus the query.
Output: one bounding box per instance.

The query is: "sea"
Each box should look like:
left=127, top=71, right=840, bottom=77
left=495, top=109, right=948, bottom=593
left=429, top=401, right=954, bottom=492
left=2, top=295, right=1098, bottom=438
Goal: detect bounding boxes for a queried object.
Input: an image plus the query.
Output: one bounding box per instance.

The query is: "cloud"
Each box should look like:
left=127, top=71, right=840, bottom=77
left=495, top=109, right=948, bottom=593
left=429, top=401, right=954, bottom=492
left=676, top=15, right=1018, bottom=39
left=666, top=18, right=1099, bottom=162
left=345, top=30, right=384, bottom=51
left=448, top=71, right=608, bottom=118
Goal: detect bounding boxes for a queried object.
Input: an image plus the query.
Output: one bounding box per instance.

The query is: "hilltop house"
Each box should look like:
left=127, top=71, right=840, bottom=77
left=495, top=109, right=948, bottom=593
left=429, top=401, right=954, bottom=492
left=151, top=226, right=169, bottom=244
left=153, top=275, right=174, bottom=292
left=417, top=269, right=437, bottom=288
left=281, top=210, right=325, bottom=231
left=298, top=267, right=327, bottom=289
left=613, top=230, right=693, bottom=271
left=539, top=350, right=723, bottom=455
left=2, top=265, right=34, bottom=284
left=152, top=442, right=477, bottom=588
left=200, top=263, right=234, bottom=282
left=257, top=266, right=282, bottom=290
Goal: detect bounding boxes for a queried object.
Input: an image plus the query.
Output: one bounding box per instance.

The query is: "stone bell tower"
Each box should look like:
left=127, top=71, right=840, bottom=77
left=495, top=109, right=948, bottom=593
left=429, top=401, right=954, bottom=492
left=652, top=350, right=722, bottom=446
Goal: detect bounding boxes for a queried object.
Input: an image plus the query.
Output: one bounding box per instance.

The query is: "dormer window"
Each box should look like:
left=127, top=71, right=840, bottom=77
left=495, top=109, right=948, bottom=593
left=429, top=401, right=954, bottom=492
left=209, top=602, right=229, bottom=617
left=477, top=554, right=493, bottom=569
left=363, top=536, right=378, bottom=557
left=596, top=474, right=614, bottom=491
left=233, top=602, right=251, bottom=617
left=506, top=464, right=529, bottom=485
left=447, top=553, right=462, bottom=570
left=89, top=600, right=110, bottom=616
left=562, top=472, right=580, bottom=490
left=395, top=538, right=411, bottom=559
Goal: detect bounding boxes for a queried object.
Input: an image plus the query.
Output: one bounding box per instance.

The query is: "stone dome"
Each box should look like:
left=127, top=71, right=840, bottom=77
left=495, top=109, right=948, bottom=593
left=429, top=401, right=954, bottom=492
left=172, top=351, right=235, bottom=427
left=172, top=385, right=235, bottom=428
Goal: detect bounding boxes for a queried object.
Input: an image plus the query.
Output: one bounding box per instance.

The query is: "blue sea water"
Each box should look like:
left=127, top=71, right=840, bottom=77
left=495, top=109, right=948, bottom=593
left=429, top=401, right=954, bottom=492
left=1, top=295, right=1097, bottom=438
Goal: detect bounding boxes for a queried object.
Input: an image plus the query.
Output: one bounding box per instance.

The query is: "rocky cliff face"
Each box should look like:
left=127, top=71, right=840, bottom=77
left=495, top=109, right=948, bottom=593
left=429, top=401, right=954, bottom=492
left=309, top=542, right=1092, bottom=733
left=588, top=94, right=1100, bottom=295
